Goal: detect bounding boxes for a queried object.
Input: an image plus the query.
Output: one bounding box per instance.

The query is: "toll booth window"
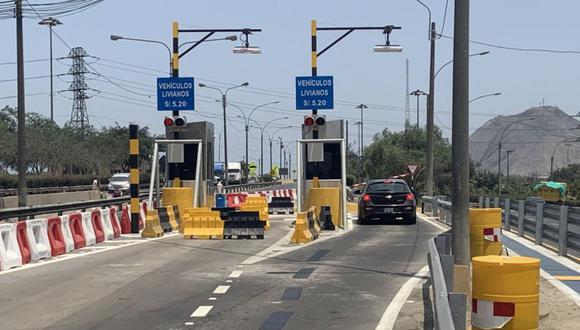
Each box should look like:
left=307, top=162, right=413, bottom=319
left=168, top=144, right=198, bottom=180
left=305, top=143, right=341, bottom=180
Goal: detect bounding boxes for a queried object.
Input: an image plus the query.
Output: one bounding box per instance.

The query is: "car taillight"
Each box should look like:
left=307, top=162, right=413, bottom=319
left=362, top=194, right=371, bottom=202
left=406, top=193, right=415, bottom=201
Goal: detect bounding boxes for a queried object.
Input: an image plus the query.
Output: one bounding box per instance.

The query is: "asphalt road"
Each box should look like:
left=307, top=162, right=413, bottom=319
left=0, top=216, right=442, bottom=330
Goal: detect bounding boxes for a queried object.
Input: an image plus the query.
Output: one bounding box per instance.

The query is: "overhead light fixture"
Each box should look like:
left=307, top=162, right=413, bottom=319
left=110, top=34, right=123, bottom=41
left=234, top=30, right=262, bottom=54
left=374, top=44, right=403, bottom=53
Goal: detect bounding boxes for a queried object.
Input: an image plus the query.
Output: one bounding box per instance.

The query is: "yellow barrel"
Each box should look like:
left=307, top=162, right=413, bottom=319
left=162, top=187, right=193, bottom=215
left=472, top=256, right=540, bottom=330
left=470, top=208, right=503, bottom=258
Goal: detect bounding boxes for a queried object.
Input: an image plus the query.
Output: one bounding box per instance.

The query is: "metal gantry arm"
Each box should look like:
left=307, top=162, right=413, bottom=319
left=178, top=28, right=261, bottom=59
left=316, top=25, right=402, bottom=58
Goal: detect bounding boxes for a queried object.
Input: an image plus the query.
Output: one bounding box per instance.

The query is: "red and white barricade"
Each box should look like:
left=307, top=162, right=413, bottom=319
left=59, top=215, right=75, bottom=253
left=26, top=219, right=51, bottom=261
left=0, top=223, right=23, bottom=270
left=81, top=212, right=96, bottom=246
left=472, top=298, right=514, bottom=329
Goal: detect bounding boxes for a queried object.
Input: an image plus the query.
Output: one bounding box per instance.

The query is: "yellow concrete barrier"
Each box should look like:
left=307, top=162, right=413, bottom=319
left=308, top=206, right=321, bottom=236
left=165, top=205, right=180, bottom=231
left=291, top=212, right=313, bottom=243
left=141, top=209, right=164, bottom=238
left=240, top=195, right=270, bottom=230
left=182, top=208, right=224, bottom=239
left=472, top=255, right=540, bottom=330
left=470, top=208, right=503, bottom=258
left=162, top=187, right=193, bottom=218
left=305, top=187, right=341, bottom=228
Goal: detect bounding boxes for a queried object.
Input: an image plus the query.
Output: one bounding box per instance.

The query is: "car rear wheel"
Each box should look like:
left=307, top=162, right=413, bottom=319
left=358, top=211, right=367, bottom=225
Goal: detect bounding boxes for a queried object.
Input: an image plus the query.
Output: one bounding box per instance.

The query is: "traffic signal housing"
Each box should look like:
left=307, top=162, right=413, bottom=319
left=164, top=116, right=186, bottom=129
left=304, top=115, right=325, bottom=127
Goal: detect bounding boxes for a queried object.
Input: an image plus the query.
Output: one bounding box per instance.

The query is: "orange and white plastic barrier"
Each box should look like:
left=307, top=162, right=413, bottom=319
left=16, top=221, right=31, bottom=264
left=100, top=208, right=114, bottom=241
left=26, top=219, right=51, bottom=261
left=81, top=212, right=96, bottom=246
left=0, top=223, right=23, bottom=270
left=108, top=207, right=121, bottom=238
left=59, top=215, right=75, bottom=253
left=46, top=217, right=66, bottom=257
left=90, top=210, right=105, bottom=243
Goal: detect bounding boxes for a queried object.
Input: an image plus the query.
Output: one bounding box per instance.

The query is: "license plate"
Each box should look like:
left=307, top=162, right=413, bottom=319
left=382, top=208, right=394, bottom=213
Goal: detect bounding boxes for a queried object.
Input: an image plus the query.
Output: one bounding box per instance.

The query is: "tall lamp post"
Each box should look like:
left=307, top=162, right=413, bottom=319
left=265, top=126, right=293, bottom=175
left=199, top=82, right=249, bottom=185
left=39, top=17, right=62, bottom=123
left=505, top=150, right=514, bottom=194
left=409, top=89, right=428, bottom=127
left=254, top=118, right=289, bottom=180
left=551, top=137, right=580, bottom=175
left=498, top=117, right=535, bottom=196
left=355, top=104, right=368, bottom=178
left=227, top=101, right=280, bottom=180
left=469, top=92, right=502, bottom=104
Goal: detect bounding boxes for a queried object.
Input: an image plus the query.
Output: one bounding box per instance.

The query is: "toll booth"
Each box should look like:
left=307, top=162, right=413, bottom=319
left=297, top=119, right=348, bottom=229
left=164, top=121, right=215, bottom=207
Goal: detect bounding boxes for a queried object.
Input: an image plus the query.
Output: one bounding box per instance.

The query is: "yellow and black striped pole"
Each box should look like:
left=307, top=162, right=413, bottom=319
left=311, top=19, right=319, bottom=139
left=172, top=21, right=181, bottom=187
left=129, top=124, right=140, bottom=233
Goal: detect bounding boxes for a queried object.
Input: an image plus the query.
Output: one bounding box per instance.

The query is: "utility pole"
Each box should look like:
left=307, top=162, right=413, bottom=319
left=222, top=94, right=229, bottom=185
left=451, top=0, right=471, bottom=266
left=356, top=104, right=368, bottom=178
left=506, top=150, right=514, bottom=195
left=405, top=59, right=410, bottom=129
left=279, top=137, right=283, bottom=177
left=269, top=139, right=273, bottom=176
left=426, top=22, right=436, bottom=197
left=345, top=120, right=349, bottom=156
left=245, top=122, right=249, bottom=182
left=16, top=0, right=27, bottom=207
left=39, top=17, right=62, bottom=123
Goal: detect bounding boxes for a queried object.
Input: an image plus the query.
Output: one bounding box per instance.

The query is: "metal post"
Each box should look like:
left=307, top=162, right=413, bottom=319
left=485, top=197, right=490, bottom=208
left=297, top=141, right=302, bottom=212
left=222, top=93, right=229, bottom=185
left=279, top=139, right=283, bottom=177
left=506, top=150, right=512, bottom=194
left=426, top=22, right=436, bottom=196
left=129, top=125, right=140, bottom=233
left=260, top=131, right=264, bottom=180
left=245, top=123, right=249, bottom=182
left=504, top=199, right=511, bottom=231
left=16, top=0, right=27, bottom=207
left=559, top=205, right=568, bottom=256
left=494, top=197, right=500, bottom=209
left=171, top=22, right=181, bottom=186
left=451, top=0, right=471, bottom=266
left=148, top=142, right=159, bottom=210
left=49, top=24, right=54, bottom=122
left=311, top=20, right=319, bottom=140
left=535, top=202, right=544, bottom=245
left=194, top=141, right=202, bottom=208
left=498, top=141, right=502, bottom=196
left=289, top=152, right=292, bottom=179
left=478, top=196, right=484, bottom=208
left=269, top=139, right=273, bottom=176
left=341, top=139, right=347, bottom=229
left=518, top=200, right=525, bottom=237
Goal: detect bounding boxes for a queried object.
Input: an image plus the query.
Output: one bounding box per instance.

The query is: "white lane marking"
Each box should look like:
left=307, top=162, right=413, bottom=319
left=237, top=265, right=244, bottom=268
left=0, top=233, right=179, bottom=276
left=229, top=270, right=243, bottom=278
left=506, top=247, right=580, bottom=307
left=184, top=322, right=194, bottom=325
left=208, top=297, right=217, bottom=301
left=375, top=265, right=429, bottom=330
left=213, top=285, right=230, bottom=294
left=417, top=213, right=449, bottom=231
left=226, top=280, right=233, bottom=283
left=190, top=306, right=213, bottom=317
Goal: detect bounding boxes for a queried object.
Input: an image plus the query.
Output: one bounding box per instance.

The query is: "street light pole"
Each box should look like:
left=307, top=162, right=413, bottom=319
left=498, top=117, right=535, bottom=195
left=39, top=17, right=62, bottom=123
left=410, top=90, right=427, bottom=127
left=355, top=104, right=368, bottom=178
left=426, top=21, right=436, bottom=196
left=451, top=0, right=470, bottom=266
left=469, top=92, right=502, bottom=104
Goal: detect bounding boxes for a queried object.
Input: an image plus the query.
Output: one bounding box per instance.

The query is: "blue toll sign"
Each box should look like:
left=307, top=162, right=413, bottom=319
left=295, top=76, right=334, bottom=110
left=157, top=77, right=195, bottom=111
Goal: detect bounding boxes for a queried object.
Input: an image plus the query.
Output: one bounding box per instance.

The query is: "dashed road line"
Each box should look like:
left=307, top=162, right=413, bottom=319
left=293, top=267, right=316, bottom=279
left=213, top=285, right=230, bottom=294
left=184, top=321, right=194, bottom=326
left=307, top=249, right=330, bottom=261
left=226, top=279, right=233, bottom=283
left=229, top=270, right=243, bottom=278
left=281, top=287, right=303, bottom=301
left=190, top=306, right=213, bottom=318
left=259, top=311, right=294, bottom=330
left=208, top=297, right=217, bottom=301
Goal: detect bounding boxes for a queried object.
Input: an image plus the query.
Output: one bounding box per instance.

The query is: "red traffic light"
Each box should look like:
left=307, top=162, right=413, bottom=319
left=304, top=116, right=315, bottom=126
left=163, top=117, right=174, bottom=126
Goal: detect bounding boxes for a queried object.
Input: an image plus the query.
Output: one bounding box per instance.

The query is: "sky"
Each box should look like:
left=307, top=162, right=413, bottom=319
left=1, top=0, right=580, bottom=164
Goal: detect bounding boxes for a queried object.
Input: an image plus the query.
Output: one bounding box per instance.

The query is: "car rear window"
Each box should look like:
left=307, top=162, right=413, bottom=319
left=366, top=181, right=409, bottom=193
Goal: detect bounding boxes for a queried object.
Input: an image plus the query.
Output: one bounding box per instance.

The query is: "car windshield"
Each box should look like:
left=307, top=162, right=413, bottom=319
left=228, top=169, right=240, bottom=173
left=366, top=182, right=409, bottom=193
left=110, top=176, right=128, bottom=182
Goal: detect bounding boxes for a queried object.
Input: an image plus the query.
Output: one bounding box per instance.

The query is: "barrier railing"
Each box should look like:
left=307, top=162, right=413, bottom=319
left=428, top=233, right=466, bottom=330
left=421, top=195, right=580, bottom=259
left=0, top=191, right=151, bottom=222
left=224, top=181, right=282, bottom=193
left=0, top=183, right=151, bottom=197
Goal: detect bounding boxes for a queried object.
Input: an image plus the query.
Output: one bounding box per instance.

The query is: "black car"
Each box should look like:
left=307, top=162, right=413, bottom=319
left=357, top=179, right=416, bottom=224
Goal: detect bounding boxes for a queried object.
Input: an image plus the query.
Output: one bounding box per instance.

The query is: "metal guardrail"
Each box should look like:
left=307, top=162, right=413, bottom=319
left=422, top=195, right=580, bottom=258
left=0, top=181, right=283, bottom=222
left=427, top=233, right=466, bottom=330
left=0, top=183, right=152, bottom=197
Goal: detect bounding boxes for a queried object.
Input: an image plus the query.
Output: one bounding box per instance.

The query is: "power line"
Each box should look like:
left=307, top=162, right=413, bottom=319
left=439, top=34, right=580, bottom=54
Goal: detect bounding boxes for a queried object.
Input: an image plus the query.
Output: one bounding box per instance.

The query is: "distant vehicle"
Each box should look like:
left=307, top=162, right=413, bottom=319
left=533, top=181, right=567, bottom=204
left=107, top=173, right=130, bottom=194
left=358, top=179, right=416, bottom=225
left=214, top=162, right=225, bottom=181
left=227, top=162, right=244, bottom=185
